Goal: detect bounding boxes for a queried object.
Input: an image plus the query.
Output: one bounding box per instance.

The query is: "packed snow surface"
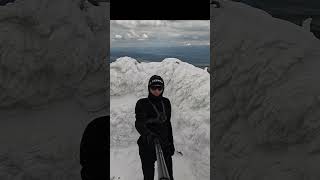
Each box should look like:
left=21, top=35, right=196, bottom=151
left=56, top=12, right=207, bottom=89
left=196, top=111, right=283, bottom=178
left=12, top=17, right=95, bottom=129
left=110, top=57, right=210, bottom=180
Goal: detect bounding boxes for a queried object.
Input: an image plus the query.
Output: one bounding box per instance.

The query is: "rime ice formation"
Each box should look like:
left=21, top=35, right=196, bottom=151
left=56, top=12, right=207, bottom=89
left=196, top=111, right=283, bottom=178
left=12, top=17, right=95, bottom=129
left=110, top=57, right=210, bottom=180
left=0, top=0, right=109, bottom=110
left=212, top=1, right=320, bottom=180
left=0, top=1, right=109, bottom=179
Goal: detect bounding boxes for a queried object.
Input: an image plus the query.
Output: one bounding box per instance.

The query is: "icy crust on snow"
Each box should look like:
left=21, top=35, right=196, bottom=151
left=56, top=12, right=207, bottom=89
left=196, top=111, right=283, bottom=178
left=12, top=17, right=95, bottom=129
left=110, top=57, right=210, bottom=179
left=0, top=0, right=109, bottom=111
left=212, top=1, right=320, bottom=180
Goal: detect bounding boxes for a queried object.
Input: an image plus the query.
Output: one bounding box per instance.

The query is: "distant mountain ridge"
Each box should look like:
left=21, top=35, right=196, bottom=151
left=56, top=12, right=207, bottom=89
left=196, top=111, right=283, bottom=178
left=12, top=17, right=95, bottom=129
left=110, top=45, right=210, bottom=67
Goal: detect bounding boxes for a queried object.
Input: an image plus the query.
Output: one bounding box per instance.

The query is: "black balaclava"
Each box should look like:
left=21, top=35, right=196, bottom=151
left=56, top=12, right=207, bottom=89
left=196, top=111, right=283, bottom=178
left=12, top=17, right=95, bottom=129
left=148, top=75, right=164, bottom=101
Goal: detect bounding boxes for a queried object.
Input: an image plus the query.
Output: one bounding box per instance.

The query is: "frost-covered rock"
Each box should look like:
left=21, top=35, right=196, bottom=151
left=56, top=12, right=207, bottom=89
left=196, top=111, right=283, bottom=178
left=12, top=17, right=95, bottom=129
left=212, top=1, right=320, bottom=180
left=110, top=57, right=210, bottom=180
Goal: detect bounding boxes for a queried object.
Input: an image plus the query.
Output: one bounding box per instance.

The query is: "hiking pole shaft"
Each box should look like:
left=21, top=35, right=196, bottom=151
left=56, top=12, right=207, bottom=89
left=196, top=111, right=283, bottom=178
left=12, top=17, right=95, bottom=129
left=154, top=138, right=170, bottom=180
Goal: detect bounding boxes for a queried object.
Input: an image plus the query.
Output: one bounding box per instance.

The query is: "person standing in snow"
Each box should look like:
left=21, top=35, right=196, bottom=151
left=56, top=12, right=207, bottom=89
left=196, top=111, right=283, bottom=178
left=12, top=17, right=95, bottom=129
left=135, top=75, right=175, bottom=180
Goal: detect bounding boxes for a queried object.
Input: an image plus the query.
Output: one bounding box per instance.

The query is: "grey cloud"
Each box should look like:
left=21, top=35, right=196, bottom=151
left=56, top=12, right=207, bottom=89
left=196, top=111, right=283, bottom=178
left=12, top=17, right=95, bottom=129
left=111, top=20, right=209, bottom=47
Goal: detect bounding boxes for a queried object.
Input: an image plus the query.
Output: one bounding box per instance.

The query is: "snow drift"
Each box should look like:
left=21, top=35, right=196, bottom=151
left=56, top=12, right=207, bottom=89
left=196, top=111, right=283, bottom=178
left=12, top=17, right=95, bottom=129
left=0, top=0, right=109, bottom=110
left=110, top=57, right=210, bottom=180
left=0, top=1, right=109, bottom=179
left=212, top=1, right=320, bottom=180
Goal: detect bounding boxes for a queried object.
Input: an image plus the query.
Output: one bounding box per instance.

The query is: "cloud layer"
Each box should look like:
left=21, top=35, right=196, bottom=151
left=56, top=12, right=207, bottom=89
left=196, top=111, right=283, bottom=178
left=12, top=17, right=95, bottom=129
left=111, top=20, right=210, bottom=47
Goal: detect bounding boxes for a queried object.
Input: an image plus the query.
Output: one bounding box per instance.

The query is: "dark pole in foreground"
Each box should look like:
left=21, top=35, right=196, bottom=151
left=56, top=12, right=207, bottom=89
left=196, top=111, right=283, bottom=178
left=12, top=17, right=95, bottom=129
left=154, top=138, right=170, bottom=180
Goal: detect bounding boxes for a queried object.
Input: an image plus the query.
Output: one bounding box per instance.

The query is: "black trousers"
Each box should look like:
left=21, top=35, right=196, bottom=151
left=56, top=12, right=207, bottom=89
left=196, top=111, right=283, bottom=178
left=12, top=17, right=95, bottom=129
left=139, top=147, right=174, bottom=180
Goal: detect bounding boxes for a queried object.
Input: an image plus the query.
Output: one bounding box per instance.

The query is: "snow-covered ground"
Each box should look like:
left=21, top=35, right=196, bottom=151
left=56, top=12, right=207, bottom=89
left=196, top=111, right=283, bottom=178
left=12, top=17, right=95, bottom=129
left=110, top=57, right=210, bottom=180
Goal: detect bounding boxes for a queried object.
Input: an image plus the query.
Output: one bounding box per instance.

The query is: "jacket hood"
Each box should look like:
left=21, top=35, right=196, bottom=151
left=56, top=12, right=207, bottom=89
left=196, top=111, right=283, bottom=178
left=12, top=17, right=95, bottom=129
left=148, top=75, right=164, bottom=100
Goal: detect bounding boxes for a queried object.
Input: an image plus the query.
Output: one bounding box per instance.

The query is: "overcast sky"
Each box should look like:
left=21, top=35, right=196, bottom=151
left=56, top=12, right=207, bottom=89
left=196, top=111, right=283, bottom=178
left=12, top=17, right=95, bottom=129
left=110, top=20, right=210, bottom=48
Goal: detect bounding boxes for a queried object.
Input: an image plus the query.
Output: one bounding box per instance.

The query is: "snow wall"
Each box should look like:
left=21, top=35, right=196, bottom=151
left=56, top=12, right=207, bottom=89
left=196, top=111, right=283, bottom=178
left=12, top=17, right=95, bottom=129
left=110, top=57, right=210, bottom=180
left=212, top=1, right=320, bottom=180
left=0, top=1, right=109, bottom=179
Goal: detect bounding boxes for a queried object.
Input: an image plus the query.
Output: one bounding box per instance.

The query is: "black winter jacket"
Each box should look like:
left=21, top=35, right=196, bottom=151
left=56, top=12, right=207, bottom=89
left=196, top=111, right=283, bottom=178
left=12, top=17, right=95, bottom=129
left=135, top=94, right=175, bottom=156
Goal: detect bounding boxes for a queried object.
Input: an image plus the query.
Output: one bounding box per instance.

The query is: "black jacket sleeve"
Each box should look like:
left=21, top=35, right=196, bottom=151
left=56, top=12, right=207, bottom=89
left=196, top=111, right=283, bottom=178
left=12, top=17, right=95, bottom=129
left=135, top=99, right=152, bottom=136
left=166, top=99, right=174, bottom=145
left=80, top=116, right=108, bottom=180
left=163, top=99, right=175, bottom=156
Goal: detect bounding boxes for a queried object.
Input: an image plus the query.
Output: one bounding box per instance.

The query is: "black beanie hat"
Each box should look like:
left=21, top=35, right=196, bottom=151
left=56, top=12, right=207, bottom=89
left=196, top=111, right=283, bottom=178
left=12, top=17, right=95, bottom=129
left=148, top=75, right=164, bottom=87
left=148, top=75, right=164, bottom=97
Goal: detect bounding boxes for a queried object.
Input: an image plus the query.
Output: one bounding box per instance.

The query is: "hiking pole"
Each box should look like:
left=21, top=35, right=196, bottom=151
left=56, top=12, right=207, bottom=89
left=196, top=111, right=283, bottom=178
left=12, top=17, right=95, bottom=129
left=154, top=138, right=170, bottom=180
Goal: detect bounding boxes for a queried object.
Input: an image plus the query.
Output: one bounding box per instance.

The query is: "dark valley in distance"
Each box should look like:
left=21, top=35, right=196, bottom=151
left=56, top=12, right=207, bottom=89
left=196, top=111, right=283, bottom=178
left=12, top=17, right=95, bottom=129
left=110, top=45, right=210, bottom=68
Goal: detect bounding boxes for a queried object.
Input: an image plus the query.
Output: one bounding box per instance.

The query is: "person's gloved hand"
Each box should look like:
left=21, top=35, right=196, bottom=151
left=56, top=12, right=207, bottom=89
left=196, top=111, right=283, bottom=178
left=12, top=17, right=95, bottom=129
left=169, top=144, right=175, bottom=156
left=146, top=131, right=159, bottom=145
left=162, top=142, right=175, bottom=156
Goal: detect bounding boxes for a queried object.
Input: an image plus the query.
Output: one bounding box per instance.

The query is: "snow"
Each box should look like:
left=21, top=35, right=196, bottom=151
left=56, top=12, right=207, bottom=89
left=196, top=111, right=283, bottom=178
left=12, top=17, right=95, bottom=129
left=212, top=1, right=320, bottom=179
left=0, top=0, right=109, bottom=179
left=302, top=18, right=312, bottom=32
left=110, top=57, right=210, bottom=180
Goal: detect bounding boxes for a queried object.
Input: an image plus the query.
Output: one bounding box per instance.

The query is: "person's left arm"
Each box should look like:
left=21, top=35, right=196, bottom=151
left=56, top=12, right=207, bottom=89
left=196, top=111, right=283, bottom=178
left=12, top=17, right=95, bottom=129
left=166, top=99, right=174, bottom=146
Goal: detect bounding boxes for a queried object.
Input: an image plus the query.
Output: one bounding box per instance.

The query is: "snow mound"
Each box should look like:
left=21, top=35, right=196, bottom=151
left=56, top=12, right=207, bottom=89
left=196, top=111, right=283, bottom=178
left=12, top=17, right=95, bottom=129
left=0, top=0, right=109, bottom=111
left=212, top=1, right=320, bottom=179
left=110, top=57, right=210, bottom=180
left=0, top=1, right=109, bottom=179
